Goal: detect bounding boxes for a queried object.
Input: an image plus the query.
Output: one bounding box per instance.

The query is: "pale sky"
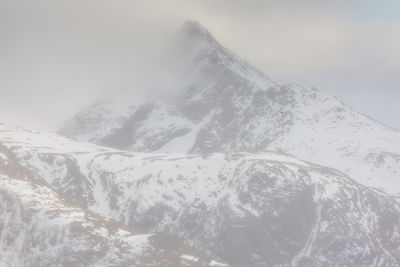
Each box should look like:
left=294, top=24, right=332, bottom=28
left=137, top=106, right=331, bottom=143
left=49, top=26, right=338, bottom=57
left=0, top=0, right=399, bottom=130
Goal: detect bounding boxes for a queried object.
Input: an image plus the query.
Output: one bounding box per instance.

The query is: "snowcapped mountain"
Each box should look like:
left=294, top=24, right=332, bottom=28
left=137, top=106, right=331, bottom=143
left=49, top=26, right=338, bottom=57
left=2, top=123, right=400, bottom=266
left=59, top=21, right=400, bottom=199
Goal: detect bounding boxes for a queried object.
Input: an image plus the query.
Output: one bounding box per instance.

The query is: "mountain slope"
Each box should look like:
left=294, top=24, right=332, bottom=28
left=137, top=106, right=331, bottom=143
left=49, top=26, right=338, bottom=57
left=0, top=126, right=227, bottom=267
left=59, top=21, right=400, bottom=198
left=3, top=124, right=400, bottom=266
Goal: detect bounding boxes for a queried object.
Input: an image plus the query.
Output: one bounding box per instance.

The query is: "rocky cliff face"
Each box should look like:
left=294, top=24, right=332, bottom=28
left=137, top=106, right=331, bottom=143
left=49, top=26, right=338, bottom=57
left=2, top=124, right=400, bottom=266
left=60, top=21, right=400, bottom=199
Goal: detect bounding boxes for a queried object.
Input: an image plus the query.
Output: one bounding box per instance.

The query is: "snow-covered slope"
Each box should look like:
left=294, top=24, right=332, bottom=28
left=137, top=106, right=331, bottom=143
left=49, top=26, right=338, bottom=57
left=60, top=21, right=400, bottom=198
left=0, top=126, right=227, bottom=267
left=2, top=124, right=400, bottom=266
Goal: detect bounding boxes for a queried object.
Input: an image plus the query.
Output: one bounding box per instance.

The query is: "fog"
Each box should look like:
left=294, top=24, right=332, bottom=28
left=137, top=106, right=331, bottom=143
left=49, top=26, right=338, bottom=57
left=0, top=0, right=399, bottom=130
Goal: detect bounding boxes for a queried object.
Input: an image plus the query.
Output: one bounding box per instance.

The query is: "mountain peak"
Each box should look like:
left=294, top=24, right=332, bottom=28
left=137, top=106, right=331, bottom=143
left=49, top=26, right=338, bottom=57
left=180, top=20, right=214, bottom=41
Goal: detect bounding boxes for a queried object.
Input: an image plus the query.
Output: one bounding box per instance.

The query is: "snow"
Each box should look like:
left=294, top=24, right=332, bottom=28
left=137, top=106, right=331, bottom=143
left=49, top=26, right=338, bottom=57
left=57, top=18, right=400, bottom=200
left=0, top=153, right=7, bottom=162
left=1, top=18, right=400, bottom=266
left=1, top=122, right=400, bottom=266
left=153, top=112, right=213, bottom=154
left=210, top=260, right=229, bottom=266
left=180, top=254, right=199, bottom=262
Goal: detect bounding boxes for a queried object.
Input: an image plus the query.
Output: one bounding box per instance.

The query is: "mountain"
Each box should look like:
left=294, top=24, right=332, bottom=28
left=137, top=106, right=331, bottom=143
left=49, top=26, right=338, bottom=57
left=0, top=125, right=228, bottom=266
left=2, top=123, right=400, bottom=266
left=59, top=20, right=400, bottom=199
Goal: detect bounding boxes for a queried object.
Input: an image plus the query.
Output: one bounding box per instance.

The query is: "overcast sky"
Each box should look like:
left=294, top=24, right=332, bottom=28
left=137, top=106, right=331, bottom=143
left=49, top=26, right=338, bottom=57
left=0, top=0, right=399, bottom=130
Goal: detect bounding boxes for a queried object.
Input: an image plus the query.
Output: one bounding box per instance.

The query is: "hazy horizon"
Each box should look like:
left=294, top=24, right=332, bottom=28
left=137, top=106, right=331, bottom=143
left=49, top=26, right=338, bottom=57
left=0, top=0, right=399, bottom=131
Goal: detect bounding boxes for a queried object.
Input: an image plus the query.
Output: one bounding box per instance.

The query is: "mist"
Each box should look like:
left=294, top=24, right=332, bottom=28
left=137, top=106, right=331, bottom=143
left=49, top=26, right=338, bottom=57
left=1, top=2, right=400, bottom=266
left=0, top=0, right=399, bottom=130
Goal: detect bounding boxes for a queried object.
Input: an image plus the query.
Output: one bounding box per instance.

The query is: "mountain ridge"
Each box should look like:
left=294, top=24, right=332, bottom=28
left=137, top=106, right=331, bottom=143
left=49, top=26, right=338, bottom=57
left=59, top=21, right=400, bottom=198
left=2, top=123, right=400, bottom=266
left=0, top=124, right=228, bottom=267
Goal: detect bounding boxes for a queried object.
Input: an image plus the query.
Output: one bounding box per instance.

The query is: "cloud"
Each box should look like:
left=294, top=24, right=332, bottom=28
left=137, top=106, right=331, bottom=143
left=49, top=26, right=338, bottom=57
left=0, top=0, right=399, bottom=130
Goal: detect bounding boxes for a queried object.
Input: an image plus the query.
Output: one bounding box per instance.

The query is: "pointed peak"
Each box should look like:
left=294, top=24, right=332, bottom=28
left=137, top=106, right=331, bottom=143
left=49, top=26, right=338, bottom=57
left=180, top=20, right=214, bottom=41
left=182, top=20, right=209, bottom=34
